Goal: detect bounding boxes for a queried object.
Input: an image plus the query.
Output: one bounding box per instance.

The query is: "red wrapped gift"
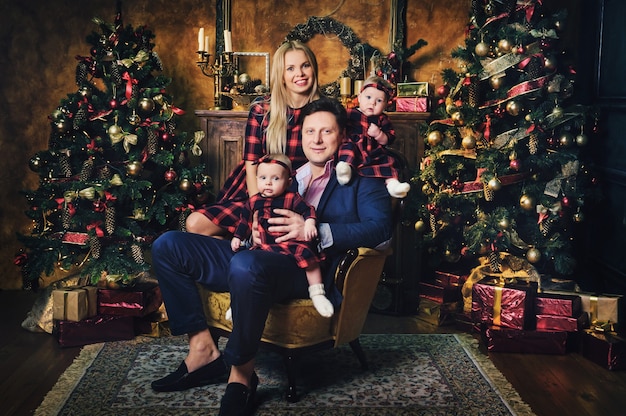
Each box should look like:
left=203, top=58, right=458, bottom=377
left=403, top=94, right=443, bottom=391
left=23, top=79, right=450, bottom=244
left=536, top=312, right=589, bottom=332
left=535, top=293, right=582, bottom=317
left=472, top=281, right=536, bottom=330
left=53, top=315, right=134, bottom=347
left=434, top=270, right=468, bottom=288
left=581, top=330, right=626, bottom=371
left=484, top=325, right=568, bottom=354
left=395, top=97, right=429, bottom=112
left=98, top=283, right=162, bottom=317
left=419, top=281, right=462, bottom=303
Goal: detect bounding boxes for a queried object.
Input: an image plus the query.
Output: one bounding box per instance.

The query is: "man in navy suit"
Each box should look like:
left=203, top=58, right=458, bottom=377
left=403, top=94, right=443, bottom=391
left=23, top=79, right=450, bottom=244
left=151, top=98, right=393, bottom=415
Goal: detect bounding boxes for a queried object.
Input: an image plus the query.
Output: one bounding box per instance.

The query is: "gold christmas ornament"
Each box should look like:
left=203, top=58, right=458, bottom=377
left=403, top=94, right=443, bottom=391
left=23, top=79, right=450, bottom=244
left=427, top=130, right=443, bottom=146
left=559, top=132, right=574, bottom=147
left=108, top=124, right=122, bottom=136
left=126, top=160, right=143, bottom=177
left=488, top=177, right=502, bottom=191
left=497, top=39, right=512, bottom=53
left=490, top=75, right=504, bottom=90
left=526, top=247, right=542, bottom=263
left=414, top=220, right=426, bottom=233
left=137, top=97, right=155, bottom=116
left=519, top=194, right=535, bottom=211
left=498, top=217, right=510, bottom=230
left=451, top=111, right=465, bottom=126
left=544, top=56, right=557, bottom=71
left=179, top=178, right=192, bottom=192
left=445, top=104, right=458, bottom=115
left=506, top=100, right=522, bottom=116
left=475, top=42, right=489, bottom=57
left=576, top=133, right=589, bottom=146
left=461, top=135, right=477, bottom=150
left=552, top=105, right=564, bottom=118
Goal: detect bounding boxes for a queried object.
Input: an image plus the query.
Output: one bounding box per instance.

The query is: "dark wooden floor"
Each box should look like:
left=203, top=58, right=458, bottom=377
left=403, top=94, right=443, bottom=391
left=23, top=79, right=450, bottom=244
left=2, top=289, right=626, bottom=416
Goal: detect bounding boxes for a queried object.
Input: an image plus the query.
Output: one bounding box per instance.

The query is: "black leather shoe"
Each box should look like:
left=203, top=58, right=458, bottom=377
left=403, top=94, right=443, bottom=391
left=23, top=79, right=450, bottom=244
left=218, top=372, right=259, bottom=416
left=151, top=357, right=229, bottom=392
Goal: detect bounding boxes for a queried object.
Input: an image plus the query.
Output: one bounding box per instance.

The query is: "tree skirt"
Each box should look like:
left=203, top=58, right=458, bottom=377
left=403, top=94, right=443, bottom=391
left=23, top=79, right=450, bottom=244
left=36, top=334, right=535, bottom=415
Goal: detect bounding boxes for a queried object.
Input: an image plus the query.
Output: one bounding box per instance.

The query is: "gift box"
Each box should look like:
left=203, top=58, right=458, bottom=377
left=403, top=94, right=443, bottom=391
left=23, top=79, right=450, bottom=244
left=395, top=97, right=429, bottom=112
left=543, top=290, right=621, bottom=324
left=471, top=281, right=537, bottom=330
left=434, top=270, right=468, bottom=288
left=52, top=286, right=98, bottom=322
left=535, top=293, right=582, bottom=317
left=53, top=315, right=135, bottom=347
left=536, top=312, right=589, bottom=332
left=419, top=281, right=462, bottom=303
left=483, top=325, right=568, bottom=354
left=397, top=82, right=429, bottom=97
left=581, top=330, right=626, bottom=371
left=134, top=317, right=171, bottom=337
left=416, top=298, right=459, bottom=326
left=98, top=283, right=162, bottom=317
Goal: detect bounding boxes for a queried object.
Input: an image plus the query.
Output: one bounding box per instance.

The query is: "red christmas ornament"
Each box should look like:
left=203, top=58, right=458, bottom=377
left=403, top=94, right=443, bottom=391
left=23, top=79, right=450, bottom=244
left=562, top=196, right=570, bottom=207
left=164, top=169, right=177, bottom=182
left=509, top=159, right=521, bottom=170
left=160, top=132, right=171, bottom=142
left=436, top=84, right=450, bottom=97
left=109, top=99, right=119, bottom=109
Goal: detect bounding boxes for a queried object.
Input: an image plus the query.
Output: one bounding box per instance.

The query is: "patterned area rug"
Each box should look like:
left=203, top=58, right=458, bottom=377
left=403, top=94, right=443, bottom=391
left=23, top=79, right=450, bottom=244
left=36, top=334, right=535, bottom=415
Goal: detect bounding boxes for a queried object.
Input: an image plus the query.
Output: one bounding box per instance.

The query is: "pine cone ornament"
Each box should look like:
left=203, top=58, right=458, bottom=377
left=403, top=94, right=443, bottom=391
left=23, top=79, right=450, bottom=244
left=147, top=129, right=158, bottom=155
left=79, top=157, right=94, bottom=181
left=152, top=51, right=164, bottom=71
left=540, top=218, right=553, bottom=237
left=488, top=250, right=501, bottom=273
left=484, top=183, right=495, bottom=201
left=166, top=120, right=176, bottom=134
left=178, top=210, right=189, bottom=232
left=61, top=202, right=72, bottom=230
left=73, top=106, right=87, bottom=130
left=76, top=62, right=88, bottom=86
left=89, top=234, right=101, bottom=259
left=109, top=62, right=122, bottom=86
left=59, top=154, right=72, bottom=177
left=105, top=206, right=116, bottom=235
left=429, top=213, right=437, bottom=236
left=98, top=164, right=112, bottom=180
left=468, top=80, right=479, bottom=108
left=528, top=132, right=539, bottom=155
left=131, top=243, right=145, bottom=264
left=525, top=56, right=542, bottom=80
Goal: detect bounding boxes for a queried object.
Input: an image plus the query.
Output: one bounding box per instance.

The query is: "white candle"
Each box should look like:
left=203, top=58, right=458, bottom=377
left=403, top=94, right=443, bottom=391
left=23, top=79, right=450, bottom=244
left=205, top=36, right=209, bottom=53
left=224, top=30, right=233, bottom=53
left=198, top=27, right=205, bottom=52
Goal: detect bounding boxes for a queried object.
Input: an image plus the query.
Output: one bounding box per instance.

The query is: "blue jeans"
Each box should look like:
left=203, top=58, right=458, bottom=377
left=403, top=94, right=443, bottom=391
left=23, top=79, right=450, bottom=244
left=151, top=231, right=309, bottom=366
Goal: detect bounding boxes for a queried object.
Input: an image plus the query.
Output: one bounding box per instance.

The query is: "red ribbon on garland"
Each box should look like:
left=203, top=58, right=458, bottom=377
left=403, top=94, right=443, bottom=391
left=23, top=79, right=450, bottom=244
left=122, top=72, right=138, bottom=101
left=86, top=221, right=105, bottom=238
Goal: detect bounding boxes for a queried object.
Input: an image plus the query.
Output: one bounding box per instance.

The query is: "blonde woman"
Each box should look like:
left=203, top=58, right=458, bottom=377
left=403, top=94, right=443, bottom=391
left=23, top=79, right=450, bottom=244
left=186, top=41, right=322, bottom=236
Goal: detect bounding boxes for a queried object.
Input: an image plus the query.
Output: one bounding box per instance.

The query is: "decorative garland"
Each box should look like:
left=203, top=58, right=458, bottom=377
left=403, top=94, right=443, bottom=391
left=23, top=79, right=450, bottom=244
left=285, top=16, right=381, bottom=97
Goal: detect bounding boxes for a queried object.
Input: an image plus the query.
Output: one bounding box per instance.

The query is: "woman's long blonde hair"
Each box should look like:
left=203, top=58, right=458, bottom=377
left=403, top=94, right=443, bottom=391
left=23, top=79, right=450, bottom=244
left=265, top=41, right=321, bottom=155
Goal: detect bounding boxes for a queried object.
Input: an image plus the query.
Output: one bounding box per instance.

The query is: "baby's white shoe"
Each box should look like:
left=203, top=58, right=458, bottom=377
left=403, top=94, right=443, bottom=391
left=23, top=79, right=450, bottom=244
left=308, top=283, right=334, bottom=317
left=335, top=161, right=352, bottom=185
left=386, top=179, right=411, bottom=198
left=225, top=307, right=232, bottom=321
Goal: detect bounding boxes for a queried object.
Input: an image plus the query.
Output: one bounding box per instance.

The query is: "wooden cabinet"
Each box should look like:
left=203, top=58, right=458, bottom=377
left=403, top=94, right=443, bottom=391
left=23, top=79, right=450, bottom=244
left=195, top=109, right=431, bottom=315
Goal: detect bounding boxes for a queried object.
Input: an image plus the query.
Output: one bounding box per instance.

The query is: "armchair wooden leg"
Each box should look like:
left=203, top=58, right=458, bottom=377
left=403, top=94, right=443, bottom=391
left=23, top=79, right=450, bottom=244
left=349, top=338, right=369, bottom=370
left=282, top=354, right=299, bottom=403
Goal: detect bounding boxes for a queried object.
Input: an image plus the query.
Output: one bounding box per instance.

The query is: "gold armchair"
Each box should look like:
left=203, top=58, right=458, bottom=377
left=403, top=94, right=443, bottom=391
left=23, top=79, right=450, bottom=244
left=199, top=245, right=391, bottom=402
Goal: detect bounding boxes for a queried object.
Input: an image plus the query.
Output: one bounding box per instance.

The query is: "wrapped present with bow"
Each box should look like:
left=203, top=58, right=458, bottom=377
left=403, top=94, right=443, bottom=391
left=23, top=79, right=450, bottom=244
left=581, top=328, right=626, bottom=371
left=52, top=285, right=98, bottom=322
left=471, top=280, right=537, bottom=330
left=542, top=290, right=622, bottom=329
left=98, top=281, right=162, bottom=317
left=416, top=298, right=459, bottom=326
left=483, top=325, right=568, bottom=354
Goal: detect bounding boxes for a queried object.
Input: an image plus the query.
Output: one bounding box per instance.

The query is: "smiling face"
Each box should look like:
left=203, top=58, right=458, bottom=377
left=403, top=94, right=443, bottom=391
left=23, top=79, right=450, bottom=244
left=283, top=49, right=315, bottom=101
left=357, top=86, right=388, bottom=116
left=256, top=162, right=290, bottom=198
left=301, top=110, right=343, bottom=174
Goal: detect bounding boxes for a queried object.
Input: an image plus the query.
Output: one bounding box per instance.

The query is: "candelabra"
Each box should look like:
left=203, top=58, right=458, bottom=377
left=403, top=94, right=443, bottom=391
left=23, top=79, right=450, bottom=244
left=197, top=51, right=236, bottom=110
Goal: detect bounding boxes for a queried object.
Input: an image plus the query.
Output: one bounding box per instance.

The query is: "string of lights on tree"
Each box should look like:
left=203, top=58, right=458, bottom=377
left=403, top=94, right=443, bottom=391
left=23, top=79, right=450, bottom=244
left=14, top=3, right=210, bottom=289
left=409, top=0, right=600, bottom=276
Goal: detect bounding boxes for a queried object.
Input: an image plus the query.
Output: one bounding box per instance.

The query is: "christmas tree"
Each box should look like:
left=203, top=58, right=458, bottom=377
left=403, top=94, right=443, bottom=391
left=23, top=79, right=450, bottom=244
left=15, top=4, right=210, bottom=290
left=412, top=0, right=599, bottom=278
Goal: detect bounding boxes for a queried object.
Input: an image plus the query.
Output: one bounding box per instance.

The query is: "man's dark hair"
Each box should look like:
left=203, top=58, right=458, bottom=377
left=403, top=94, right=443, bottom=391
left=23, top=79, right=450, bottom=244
left=299, top=97, right=347, bottom=131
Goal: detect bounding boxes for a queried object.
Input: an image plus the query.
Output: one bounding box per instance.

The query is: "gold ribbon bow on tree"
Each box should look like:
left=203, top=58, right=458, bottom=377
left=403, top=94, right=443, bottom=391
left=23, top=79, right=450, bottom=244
left=110, top=129, right=138, bottom=153
left=191, top=131, right=205, bottom=156
left=119, top=50, right=150, bottom=68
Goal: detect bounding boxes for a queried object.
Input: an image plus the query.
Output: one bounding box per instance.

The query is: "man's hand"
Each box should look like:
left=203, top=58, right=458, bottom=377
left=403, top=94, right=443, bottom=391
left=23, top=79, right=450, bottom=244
left=267, top=208, right=306, bottom=243
left=251, top=211, right=261, bottom=246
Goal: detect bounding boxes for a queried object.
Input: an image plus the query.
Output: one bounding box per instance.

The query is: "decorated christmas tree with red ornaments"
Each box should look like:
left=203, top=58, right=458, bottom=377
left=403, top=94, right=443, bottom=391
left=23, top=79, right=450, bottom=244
left=15, top=4, right=210, bottom=290
left=411, top=0, right=600, bottom=278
